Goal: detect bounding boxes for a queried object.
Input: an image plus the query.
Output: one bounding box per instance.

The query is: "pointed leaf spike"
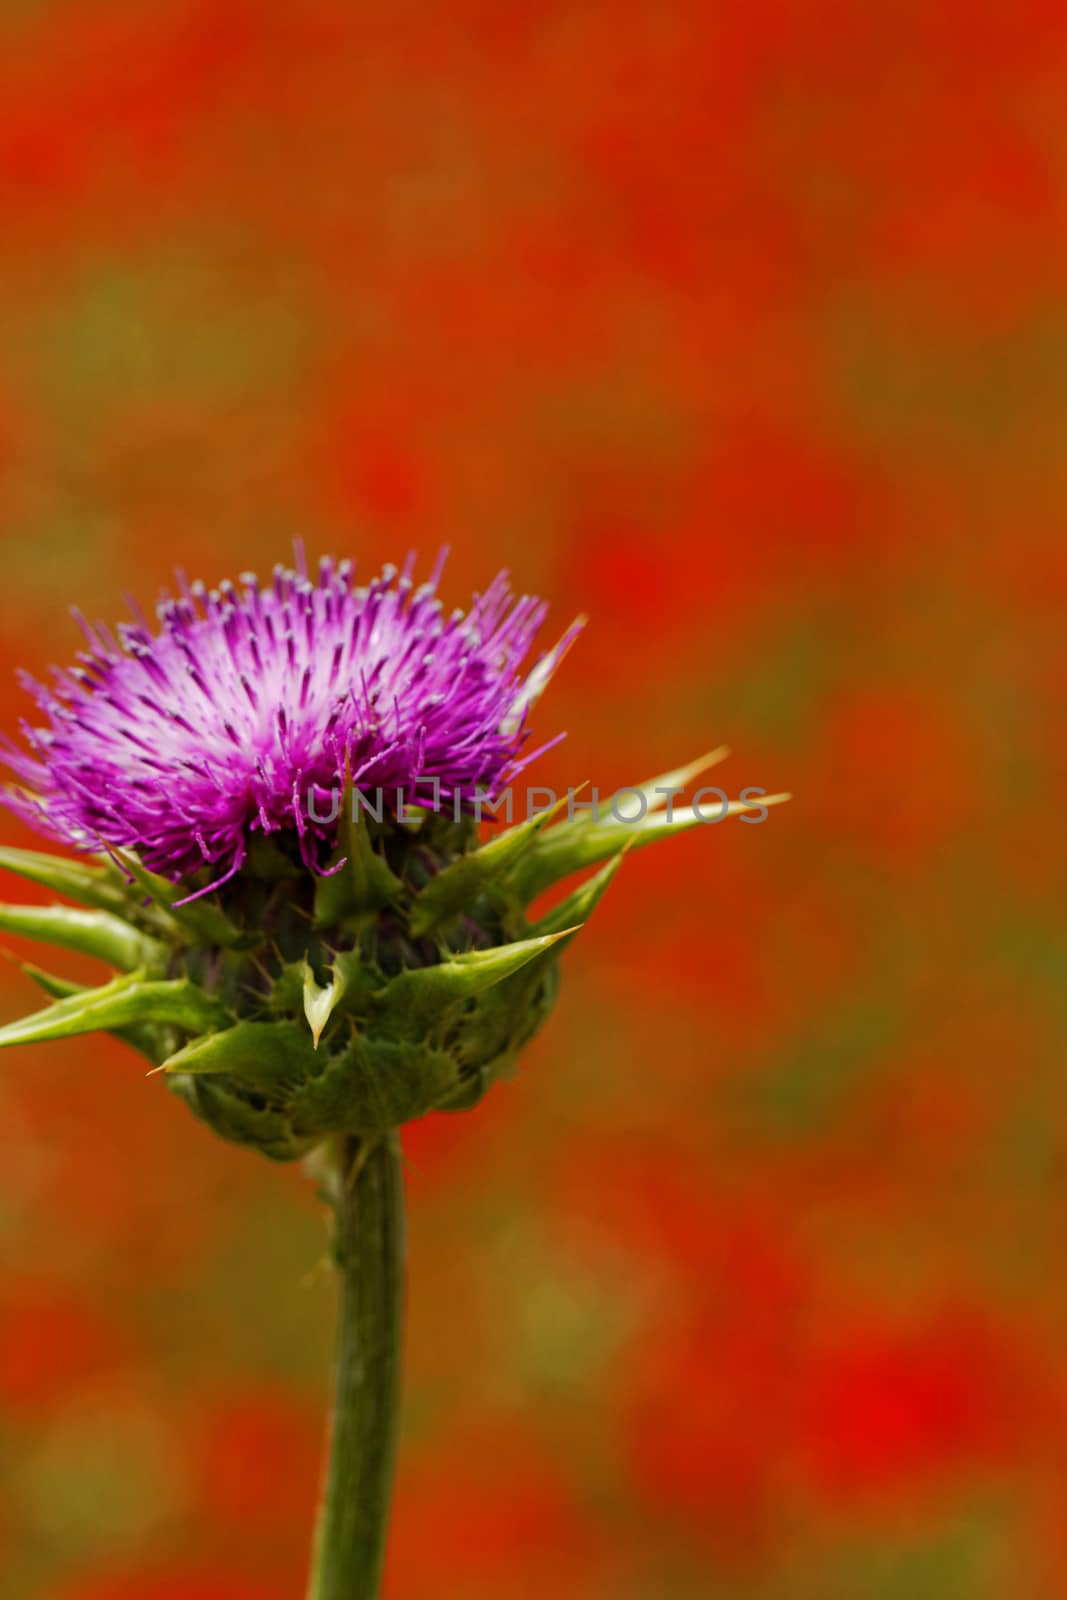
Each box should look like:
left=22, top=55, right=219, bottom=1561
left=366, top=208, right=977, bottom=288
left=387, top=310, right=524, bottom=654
left=377, top=928, right=578, bottom=1030
left=19, top=961, right=84, bottom=1001
left=630, top=792, right=792, bottom=832
left=478, top=788, right=577, bottom=866
left=0, top=902, right=163, bottom=971
left=410, top=794, right=573, bottom=937
left=0, top=846, right=129, bottom=914
left=0, top=972, right=228, bottom=1051
left=303, top=958, right=349, bottom=1049
left=499, top=614, right=586, bottom=735
left=636, top=746, right=731, bottom=814
left=4, top=960, right=169, bottom=1065
left=161, top=1019, right=318, bottom=1088
left=346, top=813, right=404, bottom=914
left=514, top=789, right=791, bottom=901
left=532, top=843, right=631, bottom=939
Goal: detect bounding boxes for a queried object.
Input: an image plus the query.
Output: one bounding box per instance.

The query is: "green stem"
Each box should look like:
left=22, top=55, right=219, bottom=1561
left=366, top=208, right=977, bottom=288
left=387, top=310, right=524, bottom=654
left=307, top=1135, right=406, bottom=1600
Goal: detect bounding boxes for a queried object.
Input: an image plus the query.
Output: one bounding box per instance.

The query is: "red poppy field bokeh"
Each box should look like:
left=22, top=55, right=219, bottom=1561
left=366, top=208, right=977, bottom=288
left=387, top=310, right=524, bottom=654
left=0, top=3, right=1063, bottom=1596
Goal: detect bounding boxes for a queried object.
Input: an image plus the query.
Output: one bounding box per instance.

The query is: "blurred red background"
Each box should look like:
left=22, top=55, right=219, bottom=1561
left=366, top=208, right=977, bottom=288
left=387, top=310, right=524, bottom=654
left=0, top=3, right=1062, bottom=1596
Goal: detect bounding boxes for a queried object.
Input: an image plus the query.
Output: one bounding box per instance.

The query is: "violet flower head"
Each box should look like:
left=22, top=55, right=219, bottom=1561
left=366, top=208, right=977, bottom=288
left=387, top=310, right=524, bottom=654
left=0, top=547, right=580, bottom=892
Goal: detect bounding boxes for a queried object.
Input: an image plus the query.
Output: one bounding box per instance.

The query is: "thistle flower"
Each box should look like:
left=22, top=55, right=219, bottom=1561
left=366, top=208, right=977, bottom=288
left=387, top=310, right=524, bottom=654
left=1, top=546, right=578, bottom=891
left=0, top=548, right=787, bottom=1600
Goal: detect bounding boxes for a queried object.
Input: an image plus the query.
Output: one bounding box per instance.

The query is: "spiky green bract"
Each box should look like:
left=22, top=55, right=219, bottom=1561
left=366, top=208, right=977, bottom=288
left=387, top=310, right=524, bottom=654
left=0, top=753, right=789, bottom=1160
left=511, top=790, right=791, bottom=901
left=407, top=796, right=569, bottom=937
left=0, top=903, right=163, bottom=970
left=0, top=845, right=133, bottom=914
left=0, top=971, right=226, bottom=1049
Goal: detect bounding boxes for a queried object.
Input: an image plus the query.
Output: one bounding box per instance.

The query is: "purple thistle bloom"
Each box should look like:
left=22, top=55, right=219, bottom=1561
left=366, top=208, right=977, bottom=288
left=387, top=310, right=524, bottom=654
left=0, top=547, right=581, bottom=896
